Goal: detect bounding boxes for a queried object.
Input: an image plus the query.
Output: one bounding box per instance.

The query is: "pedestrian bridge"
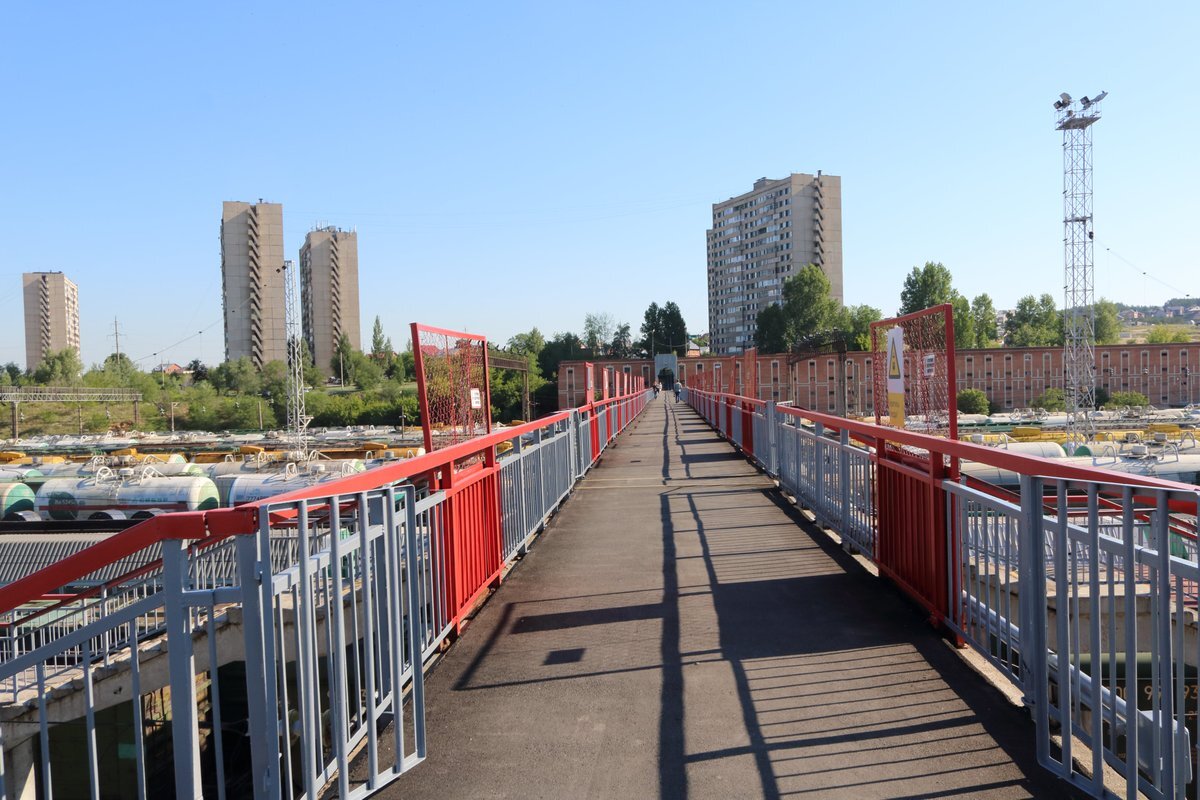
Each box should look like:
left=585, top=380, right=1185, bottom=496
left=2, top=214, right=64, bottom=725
left=1, top=387, right=1197, bottom=799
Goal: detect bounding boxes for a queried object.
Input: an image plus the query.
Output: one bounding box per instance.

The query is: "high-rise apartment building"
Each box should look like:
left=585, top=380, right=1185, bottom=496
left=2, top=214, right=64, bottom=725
left=300, top=227, right=361, bottom=377
left=706, top=173, right=843, bottom=354
left=221, top=201, right=287, bottom=367
left=22, top=272, right=80, bottom=371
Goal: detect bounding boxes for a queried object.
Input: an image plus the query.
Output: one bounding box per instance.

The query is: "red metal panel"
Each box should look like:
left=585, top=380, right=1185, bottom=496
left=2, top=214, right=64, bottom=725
left=874, top=450, right=949, bottom=622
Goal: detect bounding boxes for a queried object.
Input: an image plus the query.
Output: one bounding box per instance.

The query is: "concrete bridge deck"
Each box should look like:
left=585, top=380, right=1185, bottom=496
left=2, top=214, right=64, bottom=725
left=381, top=397, right=1076, bottom=799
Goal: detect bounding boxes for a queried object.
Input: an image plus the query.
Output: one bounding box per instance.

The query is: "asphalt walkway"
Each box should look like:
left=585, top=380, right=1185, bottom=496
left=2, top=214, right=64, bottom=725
left=383, top=396, right=1076, bottom=799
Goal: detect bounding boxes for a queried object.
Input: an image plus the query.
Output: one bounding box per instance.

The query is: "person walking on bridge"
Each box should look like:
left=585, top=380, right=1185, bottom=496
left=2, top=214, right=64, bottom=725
left=673, top=382, right=681, bottom=402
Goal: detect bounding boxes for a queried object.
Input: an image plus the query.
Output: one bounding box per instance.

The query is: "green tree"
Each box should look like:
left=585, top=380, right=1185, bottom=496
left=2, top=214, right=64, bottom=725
left=209, top=357, right=261, bottom=395
left=1146, top=325, right=1191, bottom=344
left=1006, top=294, right=1062, bottom=347
left=957, top=388, right=990, bottom=415
left=1093, top=298, right=1121, bottom=345
left=370, top=316, right=388, bottom=356
left=538, top=332, right=582, bottom=380
left=609, top=323, right=634, bottom=359
left=33, top=349, right=82, bottom=385
left=347, top=351, right=384, bottom=390
left=783, top=264, right=842, bottom=342
left=838, top=304, right=881, bottom=351
left=397, top=347, right=415, bottom=383
left=331, top=333, right=354, bottom=383
left=1093, top=386, right=1110, bottom=409
left=638, top=302, right=688, bottom=356
left=660, top=302, right=688, bottom=357
left=506, top=328, right=546, bottom=376
left=754, top=304, right=789, bottom=353
left=259, top=361, right=289, bottom=418
left=1104, top=391, right=1150, bottom=409
left=181, top=382, right=220, bottom=429
left=102, top=352, right=135, bottom=378
left=297, top=339, right=321, bottom=388
left=638, top=302, right=660, bottom=355
left=754, top=265, right=844, bottom=352
left=2, top=363, right=21, bottom=384
left=899, top=262, right=956, bottom=315
left=951, top=294, right=974, bottom=351
left=583, top=312, right=615, bottom=357
left=186, top=358, right=209, bottom=383
left=970, top=294, right=998, bottom=348
left=1032, top=388, right=1066, bottom=412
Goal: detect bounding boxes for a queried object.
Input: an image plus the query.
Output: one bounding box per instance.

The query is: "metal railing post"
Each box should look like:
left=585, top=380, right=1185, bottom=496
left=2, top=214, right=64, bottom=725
left=839, top=428, right=851, bottom=530
left=766, top=401, right=779, bottom=477
left=511, top=433, right=528, bottom=545
left=235, top=529, right=280, bottom=799
left=1017, top=475, right=1050, bottom=767
left=162, top=539, right=203, bottom=800
left=813, top=422, right=825, bottom=516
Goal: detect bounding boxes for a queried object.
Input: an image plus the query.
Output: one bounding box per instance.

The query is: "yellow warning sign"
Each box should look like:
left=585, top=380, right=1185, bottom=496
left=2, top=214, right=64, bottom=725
left=885, top=327, right=905, bottom=427
left=888, top=340, right=901, bottom=380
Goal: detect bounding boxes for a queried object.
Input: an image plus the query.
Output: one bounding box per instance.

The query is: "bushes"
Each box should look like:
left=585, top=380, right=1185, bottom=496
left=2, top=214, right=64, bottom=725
left=1103, top=391, right=1149, bottom=409
left=956, top=389, right=989, bottom=415
left=1031, top=388, right=1066, bottom=412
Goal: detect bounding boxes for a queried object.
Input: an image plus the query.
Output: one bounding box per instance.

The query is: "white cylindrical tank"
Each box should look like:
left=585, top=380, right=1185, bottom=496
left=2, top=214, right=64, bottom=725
left=960, top=452, right=1200, bottom=490
left=205, top=457, right=366, bottom=479
left=1000, top=442, right=1067, bottom=459
left=0, top=465, right=43, bottom=482
left=35, top=473, right=220, bottom=521
left=220, top=464, right=363, bottom=507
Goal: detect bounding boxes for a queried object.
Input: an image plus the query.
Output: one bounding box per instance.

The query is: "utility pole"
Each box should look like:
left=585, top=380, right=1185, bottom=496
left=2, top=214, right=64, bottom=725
left=110, top=317, right=121, bottom=370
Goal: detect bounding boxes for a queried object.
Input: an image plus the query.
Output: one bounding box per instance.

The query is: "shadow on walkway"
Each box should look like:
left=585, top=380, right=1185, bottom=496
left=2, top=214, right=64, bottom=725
left=380, top=398, right=1080, bottom=799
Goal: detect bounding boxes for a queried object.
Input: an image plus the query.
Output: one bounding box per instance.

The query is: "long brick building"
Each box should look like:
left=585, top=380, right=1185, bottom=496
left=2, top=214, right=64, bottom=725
left=558, top=343, right=1198, bottom=415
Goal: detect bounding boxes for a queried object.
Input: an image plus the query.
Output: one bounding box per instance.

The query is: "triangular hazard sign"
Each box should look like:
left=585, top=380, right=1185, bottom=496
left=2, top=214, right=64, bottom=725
left=888, top=340, right=902, bottom=380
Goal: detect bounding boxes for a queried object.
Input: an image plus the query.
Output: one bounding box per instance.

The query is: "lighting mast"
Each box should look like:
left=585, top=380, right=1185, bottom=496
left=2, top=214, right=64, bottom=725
left=282, top=259, right=311, bottom=454
left=1054, top=89, right=1106, bottom=452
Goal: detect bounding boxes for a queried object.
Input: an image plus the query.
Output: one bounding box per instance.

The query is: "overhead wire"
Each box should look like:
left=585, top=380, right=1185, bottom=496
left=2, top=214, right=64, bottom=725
left=129, top=273, right=267, bottom=365
left=1095, top=239, right=1193, bottom=300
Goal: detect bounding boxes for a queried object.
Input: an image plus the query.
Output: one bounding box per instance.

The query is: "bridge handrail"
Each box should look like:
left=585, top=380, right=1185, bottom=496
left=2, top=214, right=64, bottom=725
left=684, top=385, right=1200, bottom=798
left=0, top=392, right=644, bottom=618
left=0, top=387, right=652, bottom=799
left=691, top=387, right=1197, bottom=493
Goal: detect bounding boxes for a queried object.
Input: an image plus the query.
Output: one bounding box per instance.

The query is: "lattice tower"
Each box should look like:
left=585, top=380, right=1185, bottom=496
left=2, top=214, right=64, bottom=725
left=283, top=259, right=311, bottom=453
left=1055, top=90, right=1106, bottom=450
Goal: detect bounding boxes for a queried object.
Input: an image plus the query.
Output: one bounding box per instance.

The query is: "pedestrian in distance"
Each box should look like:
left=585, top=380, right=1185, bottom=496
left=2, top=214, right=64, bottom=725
left=674, top=383, right=681, bottom=402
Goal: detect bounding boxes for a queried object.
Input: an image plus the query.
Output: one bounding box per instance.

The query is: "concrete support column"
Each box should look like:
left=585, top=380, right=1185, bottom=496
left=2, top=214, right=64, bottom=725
left=5, top=735, right=38, bottom=800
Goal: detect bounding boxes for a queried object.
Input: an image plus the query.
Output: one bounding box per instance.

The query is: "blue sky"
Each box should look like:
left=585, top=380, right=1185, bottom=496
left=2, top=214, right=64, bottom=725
left=1, top=2, right=1196, bottom=369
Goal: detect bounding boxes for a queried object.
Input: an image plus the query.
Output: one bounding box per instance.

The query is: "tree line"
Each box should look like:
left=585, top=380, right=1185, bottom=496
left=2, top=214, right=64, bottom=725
left=752, top=260, right=1191, bottom=355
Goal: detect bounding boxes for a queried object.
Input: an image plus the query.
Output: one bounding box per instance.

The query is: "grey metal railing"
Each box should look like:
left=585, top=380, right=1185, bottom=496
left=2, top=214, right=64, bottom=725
left=0, top=390, right=652, bottom=800
left=686, top=386, right=1200, bottom=799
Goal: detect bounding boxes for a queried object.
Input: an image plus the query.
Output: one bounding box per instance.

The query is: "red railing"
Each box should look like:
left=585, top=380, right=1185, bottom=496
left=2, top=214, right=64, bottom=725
left=0, top=388, right=651, bottom=632
left=688, top=387, right=1197, bottom=626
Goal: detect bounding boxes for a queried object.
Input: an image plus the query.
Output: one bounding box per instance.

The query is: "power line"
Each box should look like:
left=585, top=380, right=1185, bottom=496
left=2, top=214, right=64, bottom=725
left=1096, top=239, right=1193, bottom=300
left=129, top=271, right=269, bottom=365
